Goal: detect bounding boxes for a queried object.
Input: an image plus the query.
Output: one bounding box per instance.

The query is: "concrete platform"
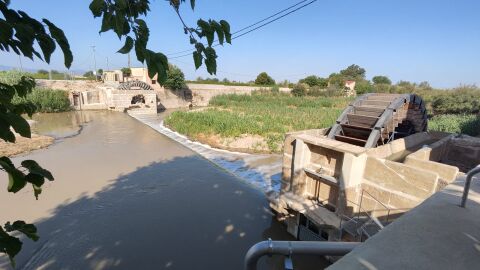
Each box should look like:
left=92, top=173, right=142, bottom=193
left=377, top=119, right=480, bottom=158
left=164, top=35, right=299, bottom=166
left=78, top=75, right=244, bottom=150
left=328, top=170, right=480, bottom=270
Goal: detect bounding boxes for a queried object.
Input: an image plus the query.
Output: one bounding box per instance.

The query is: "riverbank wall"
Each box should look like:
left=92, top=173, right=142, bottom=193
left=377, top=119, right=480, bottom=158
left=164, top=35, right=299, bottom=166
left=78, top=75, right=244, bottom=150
left=36, top=80, right=291, bottom=110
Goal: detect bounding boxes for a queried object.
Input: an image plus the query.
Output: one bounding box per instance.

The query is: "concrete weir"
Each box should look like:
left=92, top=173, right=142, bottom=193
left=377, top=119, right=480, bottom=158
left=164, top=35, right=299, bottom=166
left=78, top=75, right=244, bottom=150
left=129, top=112, right=283, bottom=193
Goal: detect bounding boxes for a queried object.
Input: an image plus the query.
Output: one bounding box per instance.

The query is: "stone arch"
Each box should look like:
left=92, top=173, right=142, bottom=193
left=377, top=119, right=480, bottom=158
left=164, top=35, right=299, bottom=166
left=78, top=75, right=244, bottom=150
left=118, top=80, right=154, bottom=90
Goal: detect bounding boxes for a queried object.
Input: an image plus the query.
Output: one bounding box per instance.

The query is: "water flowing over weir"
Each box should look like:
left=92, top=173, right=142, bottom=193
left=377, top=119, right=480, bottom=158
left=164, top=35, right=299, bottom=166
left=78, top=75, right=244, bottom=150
left=129, top=112, right=283, bottom=193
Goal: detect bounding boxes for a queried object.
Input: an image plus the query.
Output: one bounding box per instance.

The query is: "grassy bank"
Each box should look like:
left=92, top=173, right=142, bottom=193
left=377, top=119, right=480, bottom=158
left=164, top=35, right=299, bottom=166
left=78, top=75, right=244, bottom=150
left=165, top=92, right=480, bottom=153
left=429, top=114, right=480, bottom=136
left=13, top=88, right=72, bottom=113
left=165, top=92, right=351, bottom=152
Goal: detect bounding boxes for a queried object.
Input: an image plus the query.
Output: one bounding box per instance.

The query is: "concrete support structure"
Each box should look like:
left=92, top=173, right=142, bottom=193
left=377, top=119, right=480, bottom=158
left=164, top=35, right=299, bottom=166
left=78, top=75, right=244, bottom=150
left=270, top=128, right=480, bottom=242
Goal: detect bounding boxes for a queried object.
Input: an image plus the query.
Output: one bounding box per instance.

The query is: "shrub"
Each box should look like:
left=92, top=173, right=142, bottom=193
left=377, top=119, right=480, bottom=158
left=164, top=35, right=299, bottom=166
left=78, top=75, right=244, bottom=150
left=429, top=114, right=480, bottom=136
left=299, top=75, right=328, bottom=88
left=0, top=70, right=29, bottom=85
left=270, top=85, right=280, bottom=93
left=255, top=72, right=275, bottom=85
left=355, top=80, right=374, bottom=95
left=164, top=65, right=186, bottom=90
left=372, top=75, right=392, bottom=85
left=431, top=88, right=480, bottom=115
left=291, top=83, right=307, bottom=97
left=121, top=67, right=131, bottom=76
left=13, top=88, right=71, bottom=113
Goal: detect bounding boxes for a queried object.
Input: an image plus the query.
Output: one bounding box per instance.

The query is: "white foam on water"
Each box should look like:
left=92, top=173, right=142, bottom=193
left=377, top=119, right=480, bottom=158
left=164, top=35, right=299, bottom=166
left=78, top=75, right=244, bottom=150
left=130, top=113, right=282, bottom=193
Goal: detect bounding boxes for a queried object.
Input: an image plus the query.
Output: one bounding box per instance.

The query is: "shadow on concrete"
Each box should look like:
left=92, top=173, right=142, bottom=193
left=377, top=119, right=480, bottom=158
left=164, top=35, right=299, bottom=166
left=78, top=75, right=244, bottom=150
left=3, top=156, right=328, bottom=270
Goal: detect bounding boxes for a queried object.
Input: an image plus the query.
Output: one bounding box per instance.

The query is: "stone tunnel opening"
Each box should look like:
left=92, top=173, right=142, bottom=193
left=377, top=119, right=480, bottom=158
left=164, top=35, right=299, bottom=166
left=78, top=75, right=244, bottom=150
left=131, top=94, right=146, bottom=105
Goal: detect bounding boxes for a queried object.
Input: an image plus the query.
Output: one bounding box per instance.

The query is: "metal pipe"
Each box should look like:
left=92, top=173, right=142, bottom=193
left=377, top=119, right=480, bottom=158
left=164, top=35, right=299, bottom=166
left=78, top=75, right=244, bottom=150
left=244, top=240, right=359, bottom=270
left=460, top=166, right=480, bottom=208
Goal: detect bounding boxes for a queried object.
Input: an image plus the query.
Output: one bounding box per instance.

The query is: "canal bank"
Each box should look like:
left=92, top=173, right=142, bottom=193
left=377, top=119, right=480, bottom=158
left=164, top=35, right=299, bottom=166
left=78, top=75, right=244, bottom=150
left=0, top=111, right=327, bottom=270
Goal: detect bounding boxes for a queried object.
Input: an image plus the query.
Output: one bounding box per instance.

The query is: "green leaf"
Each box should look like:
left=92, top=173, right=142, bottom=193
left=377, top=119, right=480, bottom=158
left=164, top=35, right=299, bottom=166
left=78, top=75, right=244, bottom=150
left=211, top=21, right=224, bottom=45
left=7, top=170, right=26, bottom=193
left=204, top=47, right=217, bottom=75
left=117, top=36, right=133, bottom=54
left=0, top=112, right=31, bottom=138
left=193, top=51, right=202, bottom=69
left=154, top=52, right=168, bottom=83
left=0, top=83, right=15, bottom=103
left=0, top=119, right=16, bottom=143
left=5, top=221, right=39, bottom=242
left=114, top=12, right=126, bottom=37
left=0, top=226, right=22, bottom=267
left=89, top=0, right=106, bottom=17
left=220, top=20, right=231, bottom=44
left=21, top=160, right=54, bottom=181
left=100, top=12, right=113, bottom=33
left=36, top=34, right=56, bottom=63
left=43, top=19, right=73, bottom=68
left=116, top=0, right=127, bottom=10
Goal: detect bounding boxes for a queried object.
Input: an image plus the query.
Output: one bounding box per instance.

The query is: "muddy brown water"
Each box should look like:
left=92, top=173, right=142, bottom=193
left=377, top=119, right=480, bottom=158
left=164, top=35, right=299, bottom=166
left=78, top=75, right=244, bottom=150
left=0, top=111, right=328, bottom=270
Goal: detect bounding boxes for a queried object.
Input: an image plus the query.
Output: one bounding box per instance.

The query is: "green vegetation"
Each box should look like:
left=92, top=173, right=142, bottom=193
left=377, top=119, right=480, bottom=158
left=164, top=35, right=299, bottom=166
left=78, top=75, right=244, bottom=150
left=187, top=77, right=255, bottom=86
left=165, top=92, right=351, bottom=152
left=13, top=88, right=71, bottom=113
left=431, top=87, right=480, bottom=115
left=1, top=71, right=71, bottom=113
left=372, top=75, right=392, bottom=85
left=429, top=115, right=480, bottom=136
left=255, top=72, right=275, bottom=85
left=164, top=65, right=186, bottom=90
left=299, top=75, right=328, bottom=88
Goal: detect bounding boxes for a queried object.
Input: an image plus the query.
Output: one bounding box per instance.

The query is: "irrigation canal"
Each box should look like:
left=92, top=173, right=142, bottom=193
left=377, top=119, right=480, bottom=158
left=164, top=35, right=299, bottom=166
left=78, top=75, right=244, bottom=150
left=0, top=111, right=328, bottom=270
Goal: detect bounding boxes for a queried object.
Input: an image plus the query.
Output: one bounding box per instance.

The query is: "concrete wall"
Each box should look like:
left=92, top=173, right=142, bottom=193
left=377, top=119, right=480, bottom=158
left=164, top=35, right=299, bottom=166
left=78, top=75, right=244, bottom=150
left=36, top=80, right=292, bottom=109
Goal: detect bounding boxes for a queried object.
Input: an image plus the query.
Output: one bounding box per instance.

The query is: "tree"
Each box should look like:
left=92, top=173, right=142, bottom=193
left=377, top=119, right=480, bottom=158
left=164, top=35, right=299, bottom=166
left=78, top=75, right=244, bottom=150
left=121, top=67, right=131, bottom=76
left=255, top=72, right=275, bottom=85
left=328, top=73, right=345, bottom=88
left=164, top=65, right=186, bottom=90
left=372, top=75, right=392, bottom=85
left=299, top=75, right=328, bottom=88
left=355, top=80, right=374, bottom=95
left=83, top=71, right=95, bottom=78
left=37, top=69, right=49, bottom=75
left=419, top=81, right=432, bottom=90
left=97, top=69, right=103, bottom=75
left=339, top=64, right=366, bottom=81
left=0, top=0, right=231, bottom=265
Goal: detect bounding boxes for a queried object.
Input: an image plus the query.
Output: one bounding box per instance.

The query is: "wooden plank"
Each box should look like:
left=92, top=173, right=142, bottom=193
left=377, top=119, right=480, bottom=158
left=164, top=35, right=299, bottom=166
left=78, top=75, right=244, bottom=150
left=347, top=114, right=379, bottom=128
left=361, top=100, right=391, bottom=107
left=335, top=134, right=367, bottom=146
left=366, top=95, right=398, bottom=102
left=354, top=106, right=384, bottom=117
left=341, top=124, right=372, bottom=139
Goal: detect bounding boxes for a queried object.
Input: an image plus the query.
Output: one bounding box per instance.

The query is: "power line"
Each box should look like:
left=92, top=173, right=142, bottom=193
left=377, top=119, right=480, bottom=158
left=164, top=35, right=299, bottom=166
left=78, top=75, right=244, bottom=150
left=166, top=0, right=315, bottom=57
left=231, top=0, right=318, bottom=41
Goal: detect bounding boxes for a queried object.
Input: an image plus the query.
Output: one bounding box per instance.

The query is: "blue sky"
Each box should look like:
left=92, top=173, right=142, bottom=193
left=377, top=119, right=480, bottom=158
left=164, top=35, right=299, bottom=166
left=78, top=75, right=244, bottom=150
left=1, top=0, right=480, bottom=88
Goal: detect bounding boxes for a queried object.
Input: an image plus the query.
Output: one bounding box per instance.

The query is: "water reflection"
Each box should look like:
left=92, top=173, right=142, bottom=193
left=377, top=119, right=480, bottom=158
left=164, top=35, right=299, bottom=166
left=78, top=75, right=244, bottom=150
left=30, top=111, right=92, bottom=139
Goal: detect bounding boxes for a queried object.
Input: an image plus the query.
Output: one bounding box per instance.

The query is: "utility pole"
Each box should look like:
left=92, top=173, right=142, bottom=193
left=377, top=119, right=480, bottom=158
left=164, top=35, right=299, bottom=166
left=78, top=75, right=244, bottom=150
left=90, top=45, right=97, bottom=79
left=128, top=53, right=131, bottom=69
left=106, top=57, right=110, bottom=71
left=18, top=55, right=23, bottom=71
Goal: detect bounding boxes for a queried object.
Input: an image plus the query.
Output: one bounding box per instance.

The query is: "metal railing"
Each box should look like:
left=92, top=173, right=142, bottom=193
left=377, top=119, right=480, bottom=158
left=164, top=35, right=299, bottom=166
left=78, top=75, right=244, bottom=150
left=460, top=165, right=480, bottom=208
left=244, top=239, right=359, bottom=270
